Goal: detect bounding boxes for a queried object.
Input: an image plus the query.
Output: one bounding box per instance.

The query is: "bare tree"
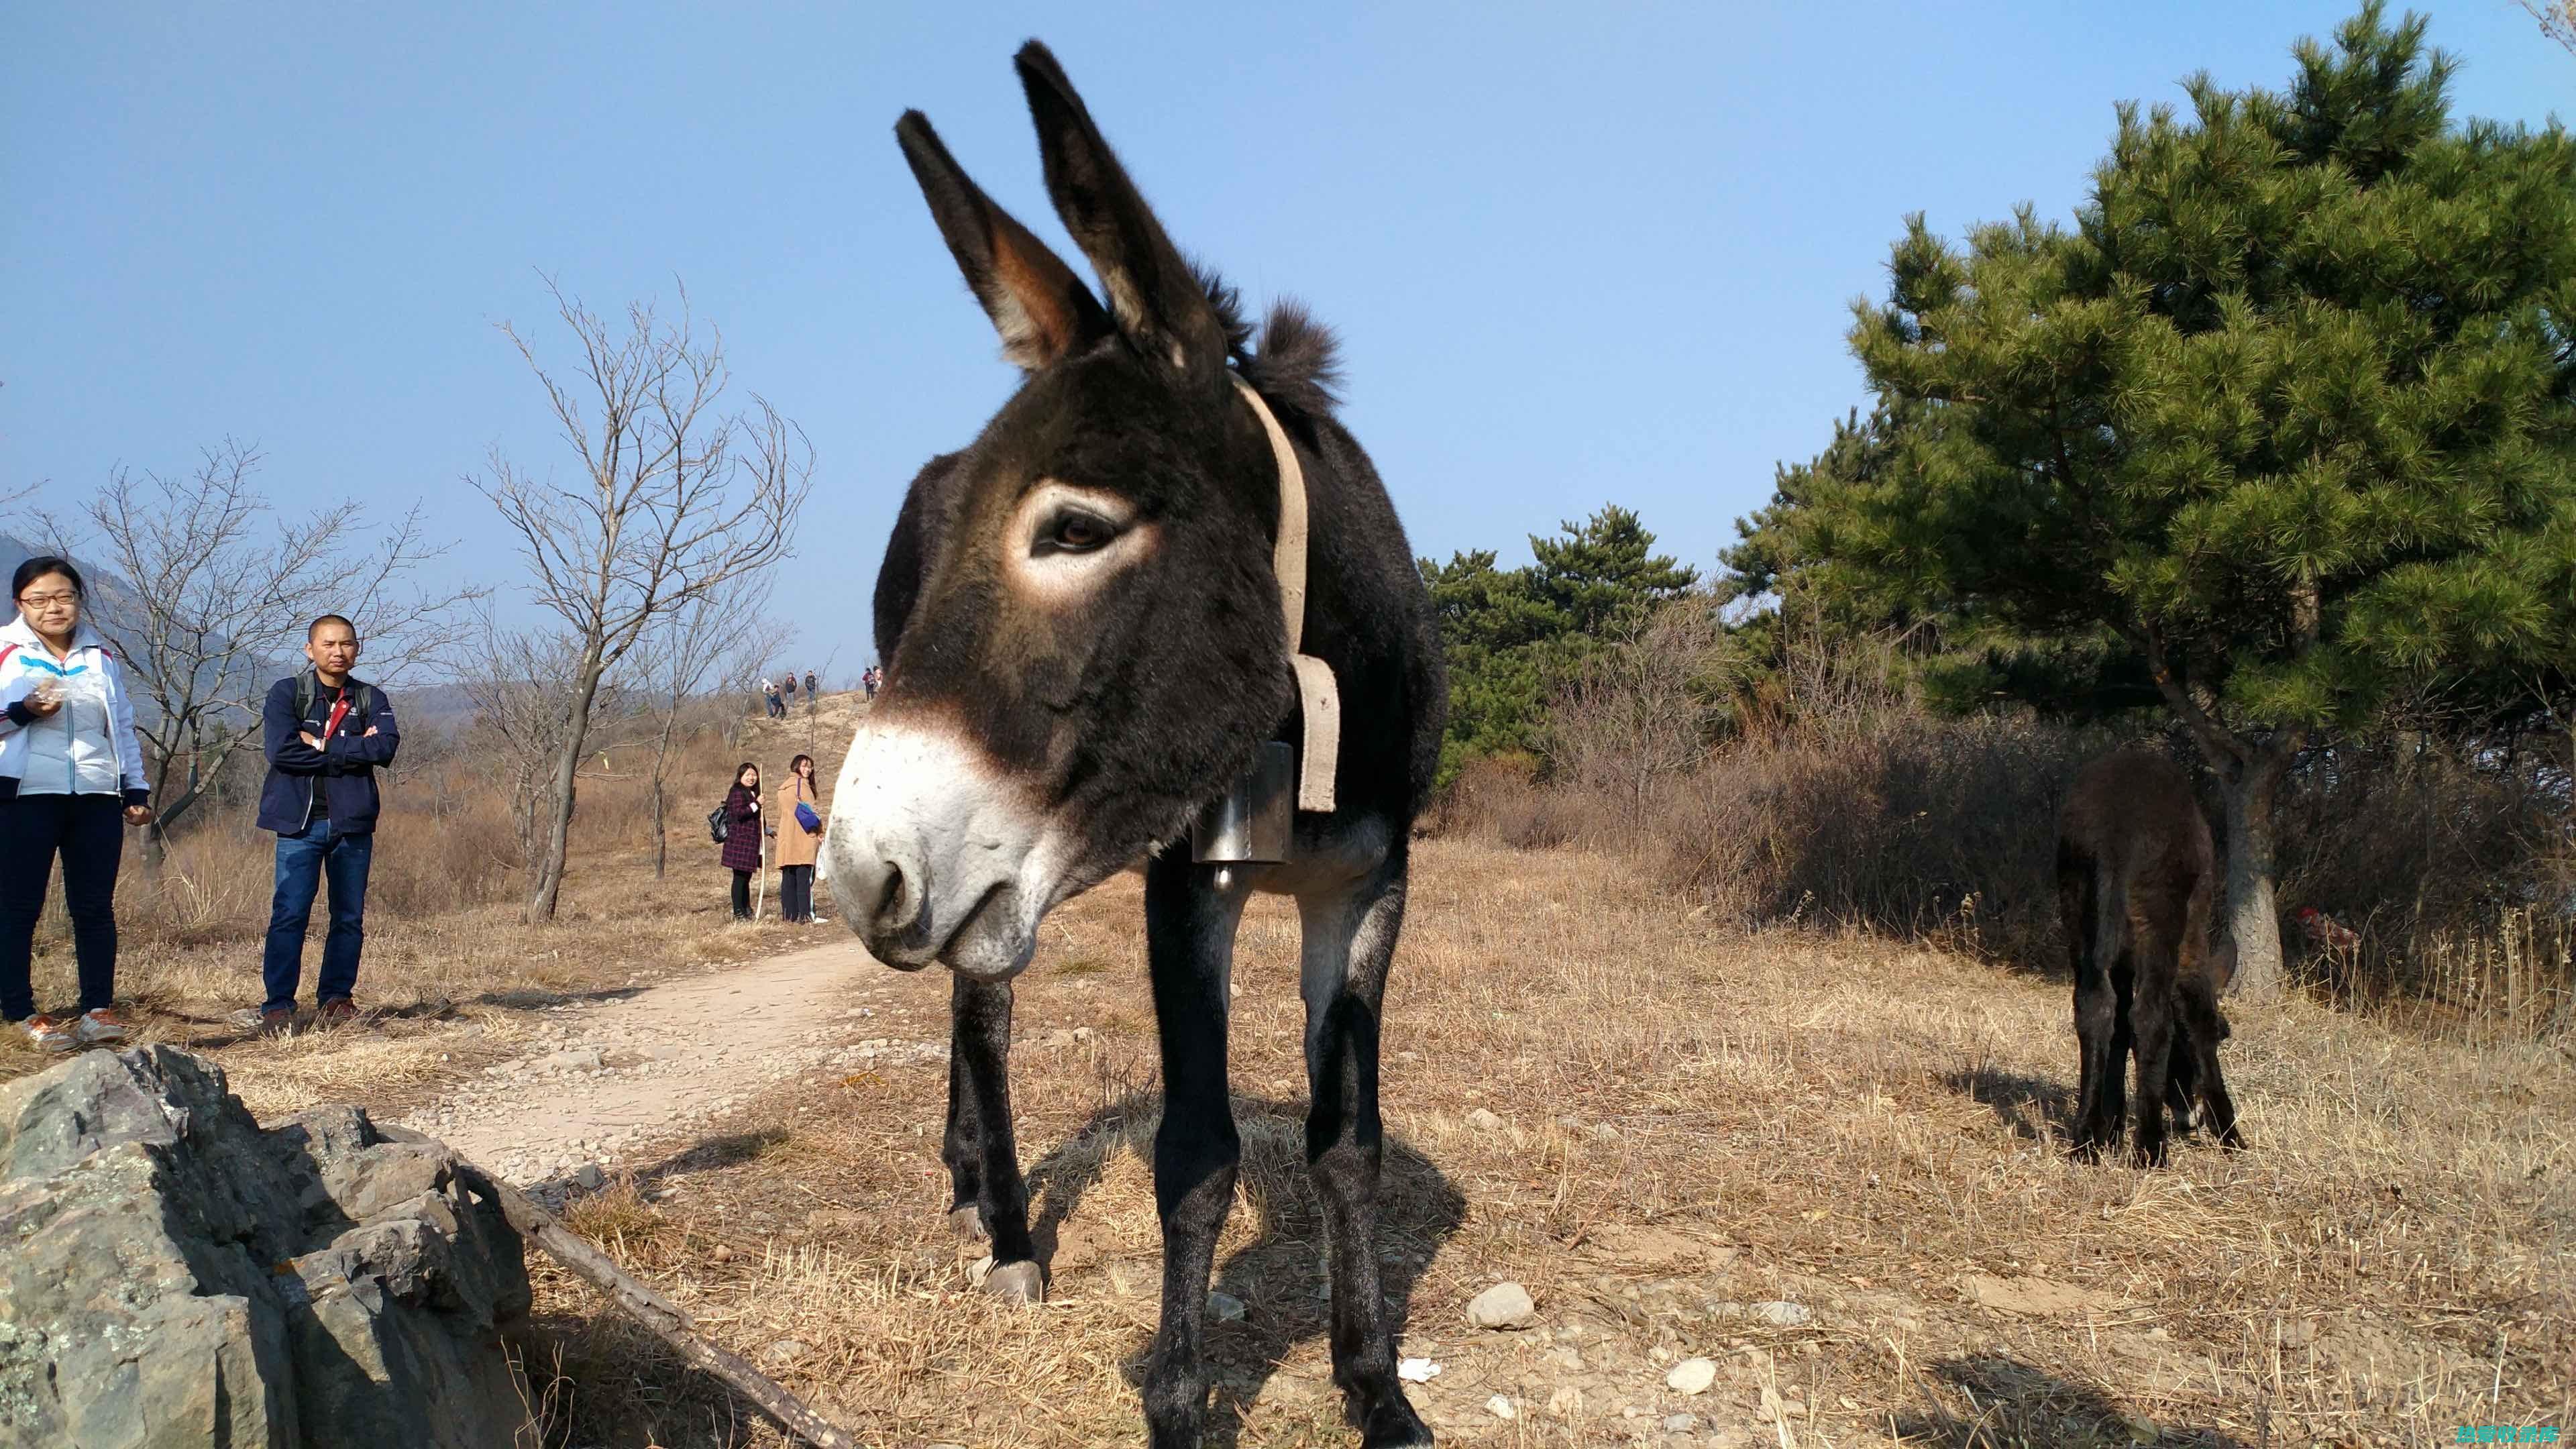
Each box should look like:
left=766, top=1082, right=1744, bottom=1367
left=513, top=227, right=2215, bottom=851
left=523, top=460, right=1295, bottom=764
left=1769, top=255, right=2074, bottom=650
left=457, top=608, right=603, bottom=869
left=31, top=441, right=473, bottom=853
left=641, top=577, right=794, bottom=879
left=479, top=280, right=813, bottom=923
left=2520, top=0, right=2576, bottom=54
left=1548, top=599, right=1735, bottom=838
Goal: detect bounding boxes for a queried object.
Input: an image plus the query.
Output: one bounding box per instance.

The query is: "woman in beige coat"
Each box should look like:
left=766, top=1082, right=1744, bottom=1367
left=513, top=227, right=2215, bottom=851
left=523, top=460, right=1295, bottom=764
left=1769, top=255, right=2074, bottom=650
left=773, top=753, right=826, bottom=924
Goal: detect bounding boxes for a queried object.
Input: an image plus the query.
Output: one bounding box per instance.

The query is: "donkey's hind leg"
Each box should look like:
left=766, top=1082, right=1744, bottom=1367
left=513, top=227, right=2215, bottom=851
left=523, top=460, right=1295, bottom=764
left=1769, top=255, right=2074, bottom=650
left=2175, top=971, right=2245, bottom=1152
left=945, top=974, right=1042, bottom=1301
left=1298, top=847, right=1433, bottom=1448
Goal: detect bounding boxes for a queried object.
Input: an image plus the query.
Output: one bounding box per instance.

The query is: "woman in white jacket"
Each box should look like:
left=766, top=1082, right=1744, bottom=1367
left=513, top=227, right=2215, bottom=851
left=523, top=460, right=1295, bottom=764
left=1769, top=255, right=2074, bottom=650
left=0, top=557, right=154, bottom=1051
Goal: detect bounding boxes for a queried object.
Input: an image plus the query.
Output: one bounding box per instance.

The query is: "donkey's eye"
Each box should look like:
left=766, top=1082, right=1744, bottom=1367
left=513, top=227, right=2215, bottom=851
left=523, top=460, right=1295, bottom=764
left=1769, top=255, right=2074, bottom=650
left=1035, top=511, right=1117, bottom=556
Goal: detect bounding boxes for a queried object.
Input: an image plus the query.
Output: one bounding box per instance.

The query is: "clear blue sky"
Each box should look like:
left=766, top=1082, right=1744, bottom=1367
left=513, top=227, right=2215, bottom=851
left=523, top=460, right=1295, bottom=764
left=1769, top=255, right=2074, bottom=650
left=5, top=3, right=2566, bottom=676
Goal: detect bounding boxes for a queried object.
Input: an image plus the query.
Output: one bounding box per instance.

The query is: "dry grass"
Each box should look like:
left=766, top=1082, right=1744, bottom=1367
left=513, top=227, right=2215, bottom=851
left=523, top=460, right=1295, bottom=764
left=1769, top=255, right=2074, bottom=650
left=500, top=841, right=2573, bottom=1448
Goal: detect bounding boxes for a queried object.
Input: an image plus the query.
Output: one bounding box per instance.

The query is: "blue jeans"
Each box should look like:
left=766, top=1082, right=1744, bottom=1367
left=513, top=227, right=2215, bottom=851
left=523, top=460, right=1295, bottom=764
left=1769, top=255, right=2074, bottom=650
left=262, top=819, right=373, bottom=1012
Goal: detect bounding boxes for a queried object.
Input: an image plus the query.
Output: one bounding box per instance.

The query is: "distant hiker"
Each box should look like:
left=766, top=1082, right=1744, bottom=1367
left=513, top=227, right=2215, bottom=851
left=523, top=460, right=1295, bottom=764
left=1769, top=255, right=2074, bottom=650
left=775, top=753, right=826, bottom=924
left=802, top=669, right=818, bottom=709
left=239, top=614, right=398, bottom=1036
left=862, top=665, right=878, bottom=702
left=720, top=761, right=765, bottom=920
left=760, top=675, right=784, bottom=718
left=0, top=557, right=154, bottom=1053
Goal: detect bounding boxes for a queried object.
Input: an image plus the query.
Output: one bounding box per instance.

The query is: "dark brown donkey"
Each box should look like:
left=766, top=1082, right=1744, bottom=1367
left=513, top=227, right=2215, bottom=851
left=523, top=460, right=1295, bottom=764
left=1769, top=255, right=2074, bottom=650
left=2056, top=749, right=2245, bottom=1167
left=822, top=42, right=1445, bottom=1449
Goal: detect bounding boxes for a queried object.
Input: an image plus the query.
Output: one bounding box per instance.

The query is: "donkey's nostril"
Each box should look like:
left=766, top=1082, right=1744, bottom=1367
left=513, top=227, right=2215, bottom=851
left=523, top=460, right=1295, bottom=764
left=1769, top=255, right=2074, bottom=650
left=875, top=863, right=906, bottom=925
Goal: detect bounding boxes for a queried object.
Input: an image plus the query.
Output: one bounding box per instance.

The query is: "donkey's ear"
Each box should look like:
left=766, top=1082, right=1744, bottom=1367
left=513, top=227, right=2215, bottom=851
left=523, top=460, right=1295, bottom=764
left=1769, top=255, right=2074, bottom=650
left=1014, top=41, right=1226, bottom=376
left=896, top=110, right=1112, bottom=371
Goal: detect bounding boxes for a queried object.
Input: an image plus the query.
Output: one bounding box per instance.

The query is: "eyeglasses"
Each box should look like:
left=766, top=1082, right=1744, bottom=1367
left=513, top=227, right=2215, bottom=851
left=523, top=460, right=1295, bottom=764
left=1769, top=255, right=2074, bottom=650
left=15, top=592, right=78, bottom=610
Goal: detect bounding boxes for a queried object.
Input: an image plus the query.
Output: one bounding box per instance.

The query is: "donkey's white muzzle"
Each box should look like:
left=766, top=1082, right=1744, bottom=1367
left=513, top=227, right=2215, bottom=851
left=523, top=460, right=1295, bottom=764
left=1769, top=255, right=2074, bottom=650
left=823, top=718, right=1049, bottom=981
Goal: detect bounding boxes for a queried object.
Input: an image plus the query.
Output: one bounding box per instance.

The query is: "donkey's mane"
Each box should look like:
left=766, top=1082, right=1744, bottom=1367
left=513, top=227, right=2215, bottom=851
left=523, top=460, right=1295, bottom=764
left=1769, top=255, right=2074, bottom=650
left=1195, top=263, right=1345, bottom=420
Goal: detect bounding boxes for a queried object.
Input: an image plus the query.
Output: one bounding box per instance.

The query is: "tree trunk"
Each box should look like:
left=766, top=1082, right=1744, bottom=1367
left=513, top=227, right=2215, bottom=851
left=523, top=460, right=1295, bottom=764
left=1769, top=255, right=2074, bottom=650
left=2215, top=748, right=2293, bottom=1000
left=649, top=708, right=681, bottom=881
left=524, top=652, right=608, bottom=924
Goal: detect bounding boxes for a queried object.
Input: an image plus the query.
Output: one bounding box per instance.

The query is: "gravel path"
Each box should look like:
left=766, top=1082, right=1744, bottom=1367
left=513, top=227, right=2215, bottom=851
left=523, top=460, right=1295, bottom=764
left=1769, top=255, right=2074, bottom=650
left=389, top=934, right=949, bottom=1191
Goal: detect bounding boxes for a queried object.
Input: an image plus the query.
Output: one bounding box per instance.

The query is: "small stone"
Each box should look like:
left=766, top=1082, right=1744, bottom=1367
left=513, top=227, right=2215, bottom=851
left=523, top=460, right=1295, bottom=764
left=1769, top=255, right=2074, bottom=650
left=1466, top=1281, right=1536, bottom=1329
left=711, top=1244, right=735, bottom=1263
left=574, top=1164, right=604, bottom=1191
left=1397, top=1357, right=1441, bottom=1383
left=1464, top=1108, right=1505, bottom=1132
left=1546, top=1385, right=1582, bottom=1416
left=1208, top=1291, right=1247, bottom=1322
left=757, top=1338, right=806, bottom=1369
left=1662, top=1413, right=1699, bottom=1432
left=1485, top=1395, right=1516, bottom=1421
left=1665, top=1356, right=1717, bottom=1395
left=1753, top=1300, right=1811, bottom=1327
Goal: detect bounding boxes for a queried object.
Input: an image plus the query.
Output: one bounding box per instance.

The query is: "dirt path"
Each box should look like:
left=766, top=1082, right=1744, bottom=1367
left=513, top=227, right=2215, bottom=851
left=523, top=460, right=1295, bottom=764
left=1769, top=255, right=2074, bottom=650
left=388, top=932, right=950, bottom=1191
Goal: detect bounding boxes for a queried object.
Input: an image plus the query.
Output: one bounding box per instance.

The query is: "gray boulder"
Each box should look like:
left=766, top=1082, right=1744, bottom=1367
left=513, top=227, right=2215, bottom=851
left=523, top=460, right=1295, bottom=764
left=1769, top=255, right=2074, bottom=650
left=0, top=1046, right=532, bottom=1448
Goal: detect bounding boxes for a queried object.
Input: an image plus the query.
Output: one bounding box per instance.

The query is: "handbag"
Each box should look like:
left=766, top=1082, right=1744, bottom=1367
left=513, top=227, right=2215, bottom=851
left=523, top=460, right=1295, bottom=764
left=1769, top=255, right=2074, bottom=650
left=706, top=804, right=730, bottom=844
left=796, top=800, right=822, bottom=834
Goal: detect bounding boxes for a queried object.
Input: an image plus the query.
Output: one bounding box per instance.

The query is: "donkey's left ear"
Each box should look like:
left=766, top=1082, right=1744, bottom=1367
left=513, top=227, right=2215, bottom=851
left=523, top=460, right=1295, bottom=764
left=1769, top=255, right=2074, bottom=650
left=1014, top=40, right=1227, bottom=378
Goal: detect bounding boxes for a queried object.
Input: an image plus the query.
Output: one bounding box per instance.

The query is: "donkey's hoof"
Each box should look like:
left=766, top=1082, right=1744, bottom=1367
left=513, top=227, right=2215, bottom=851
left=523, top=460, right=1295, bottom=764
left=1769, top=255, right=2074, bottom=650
left=947, top=1205, right=989, bottom=1242
left=1356, top=1396, right=1434, bottom=1447
left=981, top=1258, right=1046, bottom=1305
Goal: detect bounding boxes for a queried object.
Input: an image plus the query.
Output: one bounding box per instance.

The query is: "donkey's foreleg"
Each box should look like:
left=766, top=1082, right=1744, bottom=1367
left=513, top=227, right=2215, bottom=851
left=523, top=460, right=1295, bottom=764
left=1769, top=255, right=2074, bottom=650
left=1299, top=853, right=1432, bottom=1448
left=1139, top=853, right=1248, bottom=1449
left=945, top=973, right=1041, bottom=1301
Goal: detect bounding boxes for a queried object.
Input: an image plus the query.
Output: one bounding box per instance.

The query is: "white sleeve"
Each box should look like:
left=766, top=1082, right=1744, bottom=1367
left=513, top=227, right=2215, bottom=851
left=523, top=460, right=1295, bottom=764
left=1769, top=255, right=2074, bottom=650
left=102, top=653, right=150, bottom=795
left=0, top=661, right=32, bottom=741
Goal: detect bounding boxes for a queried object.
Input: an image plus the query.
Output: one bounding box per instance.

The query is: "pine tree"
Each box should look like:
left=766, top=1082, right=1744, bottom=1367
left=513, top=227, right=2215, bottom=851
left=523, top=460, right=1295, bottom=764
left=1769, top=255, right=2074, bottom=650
left=1531, top=505, right=1701, bottom=638
left=1419, top=548, right=1568, bottom=781
left=1421, top=506, right=1701, bottom=786
left=1760, top=4, right=2576, bottom=994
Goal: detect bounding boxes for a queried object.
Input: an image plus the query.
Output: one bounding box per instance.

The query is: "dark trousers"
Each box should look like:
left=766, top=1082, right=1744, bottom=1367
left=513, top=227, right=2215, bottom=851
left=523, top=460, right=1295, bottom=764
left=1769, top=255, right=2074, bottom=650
left=262, top=818, right=373, bottom=1012
left=731, top=868, right=753, bottom=919
left=780, top=865, right=813, bottom=922
left=0, top=793, right=124, bottom=1020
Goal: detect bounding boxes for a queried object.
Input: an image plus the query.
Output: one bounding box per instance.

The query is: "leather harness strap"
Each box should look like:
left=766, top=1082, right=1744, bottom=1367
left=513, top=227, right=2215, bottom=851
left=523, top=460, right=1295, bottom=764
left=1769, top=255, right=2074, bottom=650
left=1230, top=374, right=1340, bottom=814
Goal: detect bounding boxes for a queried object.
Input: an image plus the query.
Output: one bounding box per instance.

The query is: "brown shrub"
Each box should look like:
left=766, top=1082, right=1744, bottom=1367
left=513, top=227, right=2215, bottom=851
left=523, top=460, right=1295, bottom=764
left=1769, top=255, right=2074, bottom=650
left=1439, top=606, right=2573, bottom=1034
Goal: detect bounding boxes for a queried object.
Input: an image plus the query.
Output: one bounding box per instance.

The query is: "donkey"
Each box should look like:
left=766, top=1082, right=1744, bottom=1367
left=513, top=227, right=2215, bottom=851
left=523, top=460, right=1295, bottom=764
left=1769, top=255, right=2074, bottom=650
left=822, top=42, right=1446, bottom=1449
left=2056, top=749, right=2245, bottom=1167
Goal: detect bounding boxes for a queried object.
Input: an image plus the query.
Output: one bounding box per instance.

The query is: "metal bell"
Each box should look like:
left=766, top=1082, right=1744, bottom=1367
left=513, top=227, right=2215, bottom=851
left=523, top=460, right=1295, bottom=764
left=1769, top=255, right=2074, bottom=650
left=1190, top=741, right=1295, bottom=865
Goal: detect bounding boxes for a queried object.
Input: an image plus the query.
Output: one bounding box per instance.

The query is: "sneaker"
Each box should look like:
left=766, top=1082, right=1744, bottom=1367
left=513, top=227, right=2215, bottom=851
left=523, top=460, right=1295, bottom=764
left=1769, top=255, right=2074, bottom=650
left=19, top=1014, right=73, bottom=1053
left=74, top=1007, right=131, bottom=1045
left=318, top=999, right=360, bottom=1028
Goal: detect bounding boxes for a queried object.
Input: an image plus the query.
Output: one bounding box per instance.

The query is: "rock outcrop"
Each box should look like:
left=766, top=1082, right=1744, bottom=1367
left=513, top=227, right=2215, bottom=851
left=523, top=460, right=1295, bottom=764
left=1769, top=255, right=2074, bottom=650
left=0, top=1046, right=532, bottom=1448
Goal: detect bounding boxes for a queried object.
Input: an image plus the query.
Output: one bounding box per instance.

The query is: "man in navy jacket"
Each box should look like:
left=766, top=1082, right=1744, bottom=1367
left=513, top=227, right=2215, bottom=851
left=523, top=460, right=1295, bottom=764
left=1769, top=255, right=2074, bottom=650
left=245, top=614, right=398, bottom=1033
